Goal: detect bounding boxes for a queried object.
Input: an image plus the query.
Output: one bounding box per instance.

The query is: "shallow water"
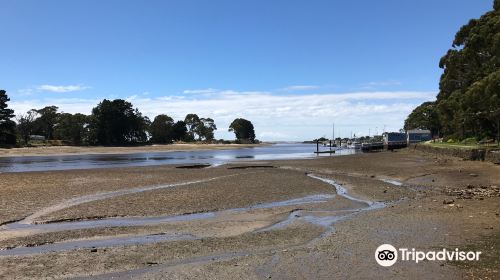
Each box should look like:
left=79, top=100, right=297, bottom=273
left=307, top=174, right=384, bottom=207
left=0, top=233, right=197, bottom=257
left=257, top=174, right=386, bottom=232
left=0, top=144, right=356, bottom=172
left=1, top=194, right=336, bottom=236
left=0, top=193, right=343, bottom=256
left=0, top=194, right=335, bottom=233
left=379, top=178, right=404, bottom=186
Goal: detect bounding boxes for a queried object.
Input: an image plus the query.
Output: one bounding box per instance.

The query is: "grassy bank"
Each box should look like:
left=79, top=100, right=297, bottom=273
left=422, top=141, right=499, bottom=150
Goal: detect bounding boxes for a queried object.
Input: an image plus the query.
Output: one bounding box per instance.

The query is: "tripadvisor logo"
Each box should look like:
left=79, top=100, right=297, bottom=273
left=375, top=244, right=398, bottom=267
left=375, top=244, right=482, bottom=267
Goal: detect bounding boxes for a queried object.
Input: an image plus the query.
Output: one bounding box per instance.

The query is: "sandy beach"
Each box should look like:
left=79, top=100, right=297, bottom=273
left=0, top=149, right=498, bottom=279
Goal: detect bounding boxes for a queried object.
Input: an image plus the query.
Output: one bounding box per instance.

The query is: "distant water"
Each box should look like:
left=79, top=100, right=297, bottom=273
left=0, top=143, right=356, bottom=173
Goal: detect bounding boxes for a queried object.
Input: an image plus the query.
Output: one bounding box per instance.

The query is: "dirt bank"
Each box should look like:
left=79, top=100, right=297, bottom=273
left=412, top=143, right=500, bottom=164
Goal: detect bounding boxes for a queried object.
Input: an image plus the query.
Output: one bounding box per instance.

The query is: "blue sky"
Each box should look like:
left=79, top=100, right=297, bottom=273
left=0, top=0, right=493, bottom=140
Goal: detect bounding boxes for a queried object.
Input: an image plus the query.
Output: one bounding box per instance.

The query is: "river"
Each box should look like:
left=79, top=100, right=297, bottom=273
left=0, top=143, right=356, bottom=173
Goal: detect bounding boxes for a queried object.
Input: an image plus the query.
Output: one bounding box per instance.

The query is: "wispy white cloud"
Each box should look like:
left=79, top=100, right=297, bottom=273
left=183, top=88, right=218, bottom=94
left=365, top=80, right=401, bottom=87
left=10, top=98, right=100, bottom=115
left=281, top=85, right=319, bottom=91
left=37, top=84, right=89, bottom=93
left=17, top=88, right=35, bottom=96
left=9, top=90, right=435, bottom=141
left=359, top=80, right=402, bottom=90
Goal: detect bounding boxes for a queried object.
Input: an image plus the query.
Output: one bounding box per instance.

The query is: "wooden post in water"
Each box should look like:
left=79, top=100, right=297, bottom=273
left=332, top=123, right=335, bottom=150
left=316, top=140, right=319, bottom=153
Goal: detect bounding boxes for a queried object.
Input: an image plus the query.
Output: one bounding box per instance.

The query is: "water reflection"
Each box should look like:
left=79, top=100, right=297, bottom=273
left=0, top=144, right=357, bottom=173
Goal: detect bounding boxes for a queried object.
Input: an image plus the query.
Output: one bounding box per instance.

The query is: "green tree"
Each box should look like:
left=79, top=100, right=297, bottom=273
left=150, top=114, right=175, bottom=144
left=0, top=90, right=16, bottom=145
left=196, top=118, right=217, bottom=141
left=34, top=106, right=59, bottom=140
left=407, top=0, right=500, bottom=141
left=171, top=121, right=188, bottom=141
left=88, top=99, right=148, bottom=145
left=228, top=118, right=255, bottom=143
left=16, top=110, right=38, bottom=145
left=404, top=101, right=441, bottom=136
left=184, top=114, right=201, bottom=141
left=461, top=70, right=500, bottom=141
left=54, top=113, right=89, bottom=145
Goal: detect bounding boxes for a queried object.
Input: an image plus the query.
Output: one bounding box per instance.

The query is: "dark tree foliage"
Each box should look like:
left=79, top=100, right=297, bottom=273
left=404, top=101, right=441, bottom=136
left=54, top=113, right=89, bottom=145
left=184, top=113, right=200, bottom=141
left=228, top=118, right=255, bottom=143
left=196, top=118, right=217, bottom=141
left=0, top=90, right=16, bottom=145
left=10, top=97, right=218, bottom=146
left=16, top=110, right=37, bottom=145
left=314, top=137, right=329, bottom=142
left=183, top=114, right=217, bottom=141
left=88, top=99, right=149, bottom=145
left=171, top=121, right=188, bottom=141
left=34, top=106, right=59, bottom=140
left=150, top=114, right=175, bottom=144
left=407, top=1, right=499, bottom=140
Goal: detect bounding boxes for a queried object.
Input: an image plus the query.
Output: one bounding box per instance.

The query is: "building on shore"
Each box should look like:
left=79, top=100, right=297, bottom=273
left=29, top=135, right=45, bottom=141
left=407, top=129, right=432, bottom=144
left=382, top=132, right=407, bottom=149
left=382, top=132, right=406, bottom=145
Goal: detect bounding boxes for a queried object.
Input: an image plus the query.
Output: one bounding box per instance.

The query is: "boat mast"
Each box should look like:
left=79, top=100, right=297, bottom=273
left=332, top=123, right=334, bottom=142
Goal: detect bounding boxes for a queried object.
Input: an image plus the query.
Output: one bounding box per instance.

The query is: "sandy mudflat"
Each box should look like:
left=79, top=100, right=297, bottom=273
left=0, top=149, right=498, bottom=279
left=0, top=143, right=266, bottom=157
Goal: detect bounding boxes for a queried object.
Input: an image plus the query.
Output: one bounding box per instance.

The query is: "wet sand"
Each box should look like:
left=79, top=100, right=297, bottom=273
left=0, top=143, right=266, bottom=157
left=0, top=149, right=498, bottom=279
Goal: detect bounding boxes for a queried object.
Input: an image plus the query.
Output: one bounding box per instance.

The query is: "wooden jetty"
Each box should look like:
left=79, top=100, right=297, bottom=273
left=315, top=140, right=336, bottom=154
left=314, top=150, right=336, bottom=154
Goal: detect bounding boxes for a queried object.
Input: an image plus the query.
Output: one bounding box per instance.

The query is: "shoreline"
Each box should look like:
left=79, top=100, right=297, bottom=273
left=0, top=143, right=270, bottom=158
left=0, top=149, right=498, bottom=278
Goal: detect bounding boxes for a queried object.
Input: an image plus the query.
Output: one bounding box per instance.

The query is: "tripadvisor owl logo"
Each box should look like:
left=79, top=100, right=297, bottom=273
left=375, top=244, right=398, bottom=267
left=375, top=244, right=482, bottom=267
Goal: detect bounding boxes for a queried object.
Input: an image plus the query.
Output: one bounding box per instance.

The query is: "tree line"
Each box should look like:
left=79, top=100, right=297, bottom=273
left=405, top=0, right=499, bottom=142
left=0, top=91, right=256, bottom=147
